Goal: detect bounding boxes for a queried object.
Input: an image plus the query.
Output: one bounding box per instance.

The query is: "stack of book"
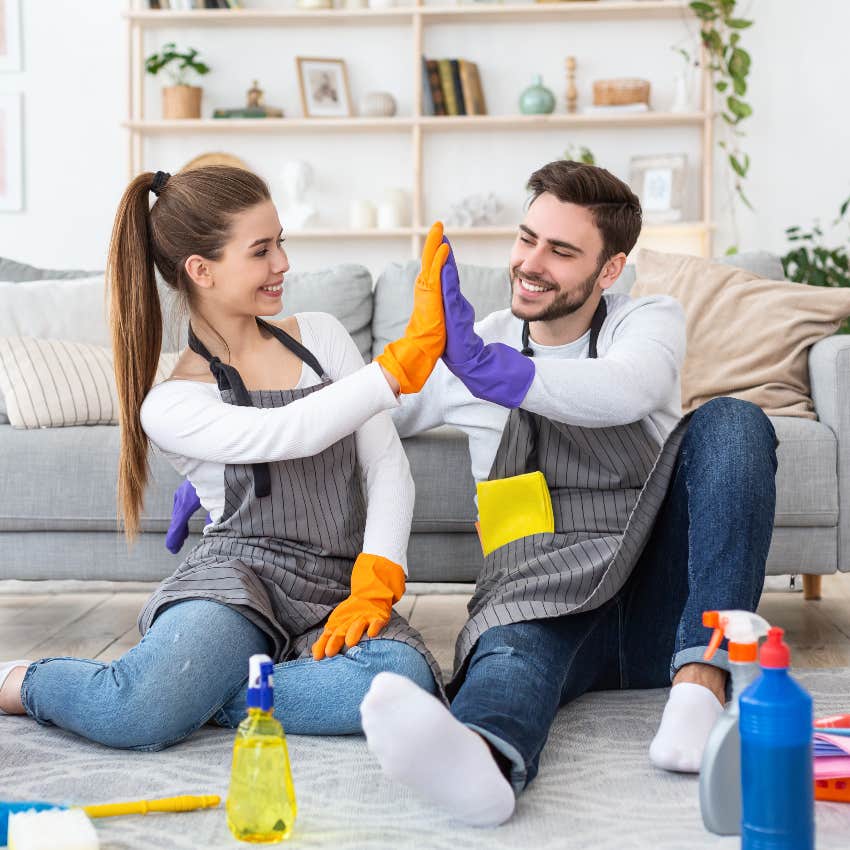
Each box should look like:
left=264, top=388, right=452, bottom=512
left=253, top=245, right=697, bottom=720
left=422, top=58, right=487, bottom=117
left=148, top=1, right=242, bottom=9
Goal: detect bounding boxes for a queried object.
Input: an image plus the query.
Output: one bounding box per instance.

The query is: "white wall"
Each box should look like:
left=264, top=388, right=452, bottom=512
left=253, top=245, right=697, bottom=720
left=1, top=0, right=848, bottom=274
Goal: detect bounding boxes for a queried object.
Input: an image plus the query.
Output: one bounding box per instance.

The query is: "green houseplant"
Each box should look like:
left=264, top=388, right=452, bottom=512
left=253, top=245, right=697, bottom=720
left=782, top=195, right=850, bottom=333
left=145, top=43, right=210, bottom=120
left=676, top=0, right=753, bottom=251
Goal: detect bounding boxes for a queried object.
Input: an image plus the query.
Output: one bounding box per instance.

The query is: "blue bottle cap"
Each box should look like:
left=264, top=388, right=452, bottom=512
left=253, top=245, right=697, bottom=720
left=246, top=654, right=274, bottom=712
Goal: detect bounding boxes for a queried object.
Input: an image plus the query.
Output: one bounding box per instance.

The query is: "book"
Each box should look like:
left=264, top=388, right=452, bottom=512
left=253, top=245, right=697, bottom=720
left=420, top=57, right=435, bottom=116
left=582, top=102, right=649, bottom=114
left=449, top=59, right=466, bottom=115
left=437, top=59, right=459, bottom=116
left=424, top=59, right=446, bottom=116
left=459, top=60, right=487, bottom=115
left=213, top=107, right=284, bottom=118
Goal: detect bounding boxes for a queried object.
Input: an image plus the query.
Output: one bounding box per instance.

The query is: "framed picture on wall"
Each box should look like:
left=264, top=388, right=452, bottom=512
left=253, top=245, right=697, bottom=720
left=629, top=153, right=687, bottom=224
left=296, top=57, right=352, bottom=118
left=0, top=92, right=23, bottom=211
left=0, top=0, right=22, bottom=72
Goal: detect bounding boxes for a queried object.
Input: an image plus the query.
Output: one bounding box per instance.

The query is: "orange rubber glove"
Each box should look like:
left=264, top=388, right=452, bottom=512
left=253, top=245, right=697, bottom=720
left=375, top=221, right=450, bottom=394
left=311, top=553, right=406, bottom=661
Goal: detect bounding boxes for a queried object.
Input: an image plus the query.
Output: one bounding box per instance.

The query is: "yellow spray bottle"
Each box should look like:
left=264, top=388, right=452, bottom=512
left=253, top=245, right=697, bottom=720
left=226, top=654, right=297, bottom=843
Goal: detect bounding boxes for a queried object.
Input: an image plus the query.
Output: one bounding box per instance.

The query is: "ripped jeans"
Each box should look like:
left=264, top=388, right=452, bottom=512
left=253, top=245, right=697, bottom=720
left=21, top=598, right=437, bottom=751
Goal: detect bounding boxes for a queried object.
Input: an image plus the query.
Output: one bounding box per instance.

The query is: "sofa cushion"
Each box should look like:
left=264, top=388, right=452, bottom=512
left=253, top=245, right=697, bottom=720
left=1, top=418, right=835, bottom=536
left=0, top=424, right=189, bottom=532
left=372, top=261, right=510, bottom=359
left=0, top=338, right=178, bottom=429
left=632, top=249, right=850, bottom=418
left=0, top=256, right=99, bottom=282
left=771, top=416, right=838, bottom=526
left=373, top=252, right=786, bottom=356
left=606, top=250, right=785, bottom=296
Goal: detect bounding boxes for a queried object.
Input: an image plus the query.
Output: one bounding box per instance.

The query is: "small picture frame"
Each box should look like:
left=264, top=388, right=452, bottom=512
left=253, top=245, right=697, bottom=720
left=0, top=0, right=22, bottom=72
left=0, top=92, right=23, bottom=211
left=629, top=153, right=687, bottom=224
left=296, top=57, right=352, bottom=118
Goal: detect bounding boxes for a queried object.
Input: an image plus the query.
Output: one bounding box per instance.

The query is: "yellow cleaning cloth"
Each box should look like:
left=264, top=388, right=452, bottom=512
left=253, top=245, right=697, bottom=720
left=476, top=471, right=555, bottom=556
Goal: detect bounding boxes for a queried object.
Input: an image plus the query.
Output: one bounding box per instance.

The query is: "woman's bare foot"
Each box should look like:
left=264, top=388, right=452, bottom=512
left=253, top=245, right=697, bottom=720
left=0, top=662, right=30, bottom=715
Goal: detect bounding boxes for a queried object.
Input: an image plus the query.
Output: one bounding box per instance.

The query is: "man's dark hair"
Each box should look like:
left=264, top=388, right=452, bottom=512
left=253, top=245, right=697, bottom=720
left=526, top=160, right=642, bottom=261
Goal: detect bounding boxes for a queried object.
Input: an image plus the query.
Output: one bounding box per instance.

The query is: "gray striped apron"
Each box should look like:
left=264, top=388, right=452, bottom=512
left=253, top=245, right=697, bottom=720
left=450, top=299, right=692, bottom=688
left=139, top=318, right=443, bottom=692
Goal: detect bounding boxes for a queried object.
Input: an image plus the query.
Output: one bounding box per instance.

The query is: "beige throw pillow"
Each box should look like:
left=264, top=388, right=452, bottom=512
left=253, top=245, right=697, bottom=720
left=0, top=337, right=179, bottom=429
left=631, top=249, right=850, bottom=419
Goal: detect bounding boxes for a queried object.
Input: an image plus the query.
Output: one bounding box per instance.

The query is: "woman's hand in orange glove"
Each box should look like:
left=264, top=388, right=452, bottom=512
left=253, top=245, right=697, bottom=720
left=311, top=553, right=406, bottom=661
left=375, top=221, right=450, bottom=394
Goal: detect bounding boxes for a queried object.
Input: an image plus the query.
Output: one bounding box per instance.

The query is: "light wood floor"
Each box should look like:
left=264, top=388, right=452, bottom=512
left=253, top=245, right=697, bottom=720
left=2, top=574, right=850, bottom=675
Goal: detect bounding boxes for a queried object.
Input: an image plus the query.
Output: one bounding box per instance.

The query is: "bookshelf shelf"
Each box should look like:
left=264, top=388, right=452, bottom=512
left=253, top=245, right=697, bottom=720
left=124, top=2, right=692, bottom=26
left=126, top=0, right=714, bottom=257
left=124, top=111, right=708, bottom=133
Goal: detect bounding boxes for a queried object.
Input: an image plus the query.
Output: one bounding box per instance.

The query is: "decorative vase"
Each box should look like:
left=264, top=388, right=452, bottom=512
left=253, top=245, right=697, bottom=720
left=349, top=200, right=377, bottom=230
left=162, top=85, right=202, bottom=120
left=670, top=70, right=693, bottom=113
left=359, top=91, right=397, bottom=118
left=519, top=75, right=555, bottom=115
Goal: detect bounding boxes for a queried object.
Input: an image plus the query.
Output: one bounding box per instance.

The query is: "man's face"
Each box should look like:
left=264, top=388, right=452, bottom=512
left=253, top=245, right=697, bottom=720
left=508, top=193, right=607, bottom=323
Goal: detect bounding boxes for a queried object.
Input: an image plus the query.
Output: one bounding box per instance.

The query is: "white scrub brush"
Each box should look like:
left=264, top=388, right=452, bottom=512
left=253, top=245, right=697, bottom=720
left=7, top=808, right=99, bottom=850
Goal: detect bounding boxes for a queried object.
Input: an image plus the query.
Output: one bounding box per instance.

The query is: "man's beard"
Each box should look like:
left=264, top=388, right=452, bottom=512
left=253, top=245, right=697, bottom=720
left=509, top=262, right=601, bottom=323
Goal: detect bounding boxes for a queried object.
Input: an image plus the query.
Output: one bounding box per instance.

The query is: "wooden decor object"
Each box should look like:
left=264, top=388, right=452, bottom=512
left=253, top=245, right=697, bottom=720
left=162, top=85, right=202, bottom=119
left=565, top=56, right=577, bottom=113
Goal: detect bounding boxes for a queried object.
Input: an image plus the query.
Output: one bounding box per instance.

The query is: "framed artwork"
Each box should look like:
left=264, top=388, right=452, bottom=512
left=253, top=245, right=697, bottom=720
left=629, top=153, right=687, bottom=224
left=0, top=92, right=22, bottom=211
left=0, top=0, right=22, bottom=72
left=296, top=57, right=352, bottom=118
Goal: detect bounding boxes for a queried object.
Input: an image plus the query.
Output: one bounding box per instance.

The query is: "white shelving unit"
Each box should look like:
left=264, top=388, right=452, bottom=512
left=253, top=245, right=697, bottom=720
left=125, top=0, right=714, bottom=257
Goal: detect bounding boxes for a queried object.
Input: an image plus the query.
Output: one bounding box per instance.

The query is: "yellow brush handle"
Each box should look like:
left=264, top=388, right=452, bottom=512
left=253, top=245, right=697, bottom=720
left=80, top=794, right=220, bottom=819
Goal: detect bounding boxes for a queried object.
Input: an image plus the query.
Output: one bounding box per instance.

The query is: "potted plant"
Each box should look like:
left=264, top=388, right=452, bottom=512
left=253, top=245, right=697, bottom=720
left=145, top=43, right=210, bottom=120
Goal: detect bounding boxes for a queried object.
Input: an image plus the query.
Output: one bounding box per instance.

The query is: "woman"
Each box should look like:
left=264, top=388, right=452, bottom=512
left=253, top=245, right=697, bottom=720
left=0, top=166, right=448, bottom=749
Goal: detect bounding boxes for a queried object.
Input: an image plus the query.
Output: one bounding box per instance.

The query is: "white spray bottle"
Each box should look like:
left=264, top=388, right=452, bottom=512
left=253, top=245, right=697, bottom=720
left=699, top=609, right=771, bottom=836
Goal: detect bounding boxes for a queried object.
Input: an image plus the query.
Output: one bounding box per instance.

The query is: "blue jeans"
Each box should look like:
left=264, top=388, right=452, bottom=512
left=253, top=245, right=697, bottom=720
left=450, top=398, right=778, bottom=793
left=21, top=599, right=436, bottom=751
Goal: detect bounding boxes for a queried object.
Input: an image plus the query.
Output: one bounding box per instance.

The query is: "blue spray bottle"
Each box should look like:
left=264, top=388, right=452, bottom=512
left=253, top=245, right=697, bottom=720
left=739, top=626, right=814, bottom=850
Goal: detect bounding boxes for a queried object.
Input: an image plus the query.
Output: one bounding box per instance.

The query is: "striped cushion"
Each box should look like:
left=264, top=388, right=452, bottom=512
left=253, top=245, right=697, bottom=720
left=0, top=337, right=178, bottom=429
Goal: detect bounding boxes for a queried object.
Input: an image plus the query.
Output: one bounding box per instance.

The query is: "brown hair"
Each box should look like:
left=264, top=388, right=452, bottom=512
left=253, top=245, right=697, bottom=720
left=106, top=165, right=271, bottom=540
left=526, top=160, right=642, bottom=261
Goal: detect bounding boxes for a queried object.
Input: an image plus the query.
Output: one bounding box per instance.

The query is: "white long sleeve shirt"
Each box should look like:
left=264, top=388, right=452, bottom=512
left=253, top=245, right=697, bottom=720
left=392, top=292, right=686, bottom=489
left=140, top=312, right=414, bottom=571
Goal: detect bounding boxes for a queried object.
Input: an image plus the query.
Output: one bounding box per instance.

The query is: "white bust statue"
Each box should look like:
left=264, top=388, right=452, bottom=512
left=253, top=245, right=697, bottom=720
left=281, top=160, right=317, bottom=229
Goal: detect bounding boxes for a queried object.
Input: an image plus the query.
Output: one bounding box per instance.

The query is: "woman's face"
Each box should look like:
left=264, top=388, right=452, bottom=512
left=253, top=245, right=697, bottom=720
left=199, top=200, right=290, bottom=317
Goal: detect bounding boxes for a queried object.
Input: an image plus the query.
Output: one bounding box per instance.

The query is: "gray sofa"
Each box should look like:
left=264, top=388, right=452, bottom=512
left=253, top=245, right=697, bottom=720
left=1, top=252, right=847, bottom=598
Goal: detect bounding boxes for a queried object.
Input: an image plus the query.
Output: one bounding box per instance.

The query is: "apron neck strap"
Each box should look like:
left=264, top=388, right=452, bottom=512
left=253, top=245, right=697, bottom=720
left=521, top=297, right=608, bottom=361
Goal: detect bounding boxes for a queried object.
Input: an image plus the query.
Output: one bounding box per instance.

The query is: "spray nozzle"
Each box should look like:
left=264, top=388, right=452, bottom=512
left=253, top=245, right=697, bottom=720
left=702, top=610, right=771, bottom=662
left=246, top=653, right=274, bottom=712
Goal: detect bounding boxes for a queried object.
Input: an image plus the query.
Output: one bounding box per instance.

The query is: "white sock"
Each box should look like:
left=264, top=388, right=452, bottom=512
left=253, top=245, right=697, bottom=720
left=649, top=681, right=724, bottom=773
left=0, top=660, right=31, bottom=716
left=360, top=672, right=516, bottom=827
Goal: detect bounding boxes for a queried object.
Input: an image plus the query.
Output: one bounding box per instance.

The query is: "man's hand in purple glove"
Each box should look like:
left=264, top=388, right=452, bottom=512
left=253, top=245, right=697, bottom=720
left=166, top=479, right=203, bottom=554
left=440, top=237, right=535, bottom=408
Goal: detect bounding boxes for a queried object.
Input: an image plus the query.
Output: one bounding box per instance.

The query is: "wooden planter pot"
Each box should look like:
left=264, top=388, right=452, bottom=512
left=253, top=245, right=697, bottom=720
left=162, top=85, right=202, bottom=119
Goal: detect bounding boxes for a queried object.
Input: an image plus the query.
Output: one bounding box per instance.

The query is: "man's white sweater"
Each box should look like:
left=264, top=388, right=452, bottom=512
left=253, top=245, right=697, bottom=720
left=392, top=292, right=687, bottom=488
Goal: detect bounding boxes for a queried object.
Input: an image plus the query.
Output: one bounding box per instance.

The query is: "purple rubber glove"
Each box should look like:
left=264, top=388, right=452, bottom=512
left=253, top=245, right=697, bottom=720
left=166, top=479, right=207, bottom=554
left=440, top=237, right=535, bottom=408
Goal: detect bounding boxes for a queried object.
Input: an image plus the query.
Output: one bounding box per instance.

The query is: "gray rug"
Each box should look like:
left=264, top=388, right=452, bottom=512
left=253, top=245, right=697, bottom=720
left=3, top=669, right=850, bottom=849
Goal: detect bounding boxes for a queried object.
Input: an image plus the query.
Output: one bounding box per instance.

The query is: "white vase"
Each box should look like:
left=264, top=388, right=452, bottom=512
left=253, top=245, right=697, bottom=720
left=359, top=91, right=397, bottom=118
left=670, top=70, right=693, bottom=113
left=349, top=200, right=377, bottom=230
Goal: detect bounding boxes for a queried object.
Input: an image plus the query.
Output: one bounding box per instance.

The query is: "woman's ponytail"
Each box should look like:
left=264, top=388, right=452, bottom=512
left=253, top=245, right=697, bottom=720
left=107, top=172, right=163, bottom=541
left=106, top=164, right=271, bottom=541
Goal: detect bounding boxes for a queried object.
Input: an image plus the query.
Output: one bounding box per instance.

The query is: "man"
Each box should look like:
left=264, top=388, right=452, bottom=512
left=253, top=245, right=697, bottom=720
left=358, top=160, right=777, bottom=826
